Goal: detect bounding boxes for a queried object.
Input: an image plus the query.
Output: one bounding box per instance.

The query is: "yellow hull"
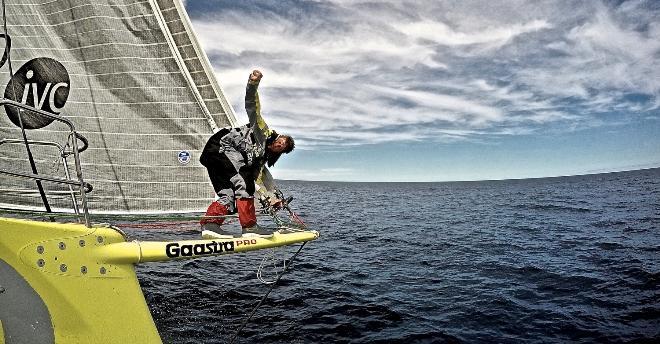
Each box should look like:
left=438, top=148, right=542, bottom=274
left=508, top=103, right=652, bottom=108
left=0, top=217, right=318, bottom=343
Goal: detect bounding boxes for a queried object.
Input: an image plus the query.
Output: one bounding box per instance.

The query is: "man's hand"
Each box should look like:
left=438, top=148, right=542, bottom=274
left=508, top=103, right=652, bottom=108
left=269, top=198, right=283, bottom=210
left=249, top=70, right=263, bottom=82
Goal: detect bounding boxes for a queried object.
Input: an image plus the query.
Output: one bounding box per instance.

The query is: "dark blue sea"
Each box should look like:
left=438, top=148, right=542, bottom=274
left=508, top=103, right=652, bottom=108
left=130, top=168, right=660, bottom=343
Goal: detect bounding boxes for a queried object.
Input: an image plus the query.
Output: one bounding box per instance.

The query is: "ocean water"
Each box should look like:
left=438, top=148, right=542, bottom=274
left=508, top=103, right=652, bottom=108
left=130, top=168, right=660, bottom=343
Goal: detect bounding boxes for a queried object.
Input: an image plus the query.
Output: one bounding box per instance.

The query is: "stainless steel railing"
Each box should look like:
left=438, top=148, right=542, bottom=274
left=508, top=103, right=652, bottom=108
left=0, top=99, right=92, bottom=227
left=0, top=139, right=83, bottom=215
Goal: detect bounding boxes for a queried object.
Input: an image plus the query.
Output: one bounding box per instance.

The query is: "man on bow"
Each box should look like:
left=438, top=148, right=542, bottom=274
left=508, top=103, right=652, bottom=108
left=200, top=70, right=295, bottom=237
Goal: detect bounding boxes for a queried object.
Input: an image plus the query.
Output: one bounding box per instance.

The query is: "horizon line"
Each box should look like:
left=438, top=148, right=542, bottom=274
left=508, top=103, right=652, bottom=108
left=275, top=165, right=660, bottom=183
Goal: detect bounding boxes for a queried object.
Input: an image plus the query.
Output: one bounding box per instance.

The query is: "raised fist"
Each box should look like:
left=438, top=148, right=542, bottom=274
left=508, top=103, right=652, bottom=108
left=249, top=70, right=263, bottom=82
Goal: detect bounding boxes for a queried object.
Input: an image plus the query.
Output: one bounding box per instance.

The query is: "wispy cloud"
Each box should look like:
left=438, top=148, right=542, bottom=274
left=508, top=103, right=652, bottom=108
left=272, top=167, right=356, bottom=181
left=395, top=18, right=550, bottom=48
left=188, top=1, right=660, bottom=149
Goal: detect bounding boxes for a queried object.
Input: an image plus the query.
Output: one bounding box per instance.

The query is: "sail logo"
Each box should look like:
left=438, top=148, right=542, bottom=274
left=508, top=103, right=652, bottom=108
left=4, top=57, right=70, bottom=129
left=178, top=150, right=191, bottom=165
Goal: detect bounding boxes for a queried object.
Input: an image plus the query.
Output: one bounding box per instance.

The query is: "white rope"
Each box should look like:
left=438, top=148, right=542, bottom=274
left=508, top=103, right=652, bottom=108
left=256, top=247, right=287, bottom=284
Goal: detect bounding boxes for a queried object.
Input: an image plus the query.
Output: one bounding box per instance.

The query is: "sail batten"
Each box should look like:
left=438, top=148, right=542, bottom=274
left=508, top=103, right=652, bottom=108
left=0, top=0, right=236, bottom=213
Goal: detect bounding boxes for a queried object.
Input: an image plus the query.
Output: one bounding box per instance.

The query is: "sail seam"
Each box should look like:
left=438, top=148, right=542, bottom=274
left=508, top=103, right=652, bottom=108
left=87, top=180, right=209, bottom=184
left=7, top=14, right=156, bottom=27
left=0, top=203, right=208, bottom=214
left=7, top=0, right=149, bottom=8
left=63, top=115, right=205, bottom=119
left=7, top=57, right=177, bottom=65
left=72, top=86, right=187, bottom=90
left=81, top=164, right=204, bottom=168
left=68, top=71, right=181, bottom=76
left=0, top=128, right=212, bottom=135
left=147, top=0, right=218, bottom=132
left=0, top=157, right=208, bottom=169
left=170, top=0, right=238, bottom=127
left=13, top=42, right=167, bottom=50
left=10, top=28, right=158, bottom=38
left=40, top=2, right=151, bottom=15
left=66, top=101, right=198, bottom=105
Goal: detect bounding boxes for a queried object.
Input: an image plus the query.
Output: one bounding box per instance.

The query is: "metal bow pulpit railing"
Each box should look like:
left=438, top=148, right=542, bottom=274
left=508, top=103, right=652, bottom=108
left=0, top=99, right=93, bottom=227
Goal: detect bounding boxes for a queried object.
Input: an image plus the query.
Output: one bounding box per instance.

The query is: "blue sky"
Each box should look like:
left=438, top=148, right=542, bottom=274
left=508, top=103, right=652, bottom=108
left=185, top=0, right=660, bottom=182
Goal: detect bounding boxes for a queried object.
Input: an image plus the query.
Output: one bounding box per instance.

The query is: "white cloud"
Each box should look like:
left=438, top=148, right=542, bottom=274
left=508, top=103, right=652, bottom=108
left=189, top=0, right=659, bottom=149
left=272, top=167, right=356, bottom=181
left=370, top=85, right=505, bottom=124
left=520, top=4, right=660, bottom=99
left=395, top=19, right=550, bottom=48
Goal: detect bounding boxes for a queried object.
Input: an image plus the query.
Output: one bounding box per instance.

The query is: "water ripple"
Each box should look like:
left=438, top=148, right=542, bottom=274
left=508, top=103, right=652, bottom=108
left=131, top=168, right=660, bottom=343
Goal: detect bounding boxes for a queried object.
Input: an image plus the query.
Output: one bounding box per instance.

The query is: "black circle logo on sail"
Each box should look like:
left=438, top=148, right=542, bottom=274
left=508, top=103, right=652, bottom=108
left=4, top=57, right=70, bottom=129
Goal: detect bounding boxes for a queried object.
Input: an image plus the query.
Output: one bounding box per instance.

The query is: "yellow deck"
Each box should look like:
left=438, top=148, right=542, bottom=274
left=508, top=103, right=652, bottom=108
left=0, top=217, right=318, bottom=343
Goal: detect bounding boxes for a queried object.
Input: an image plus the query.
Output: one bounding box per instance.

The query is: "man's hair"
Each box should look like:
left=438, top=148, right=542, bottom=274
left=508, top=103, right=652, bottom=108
left=282, top=135, right=295, bottom=153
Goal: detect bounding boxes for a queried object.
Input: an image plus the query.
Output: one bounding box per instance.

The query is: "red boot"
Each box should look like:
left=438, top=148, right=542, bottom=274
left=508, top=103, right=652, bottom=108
left=236, top=198, right=257, bottom=228
left=200, top=201, right=228, bottom=226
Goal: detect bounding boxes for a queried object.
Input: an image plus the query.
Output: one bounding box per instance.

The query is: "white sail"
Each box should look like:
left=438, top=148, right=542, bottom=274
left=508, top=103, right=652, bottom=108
left=0, top=0, right=235, bottom=213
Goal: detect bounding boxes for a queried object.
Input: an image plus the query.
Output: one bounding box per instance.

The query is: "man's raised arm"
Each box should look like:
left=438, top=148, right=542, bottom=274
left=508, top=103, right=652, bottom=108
left=245, top=70, right=271, bottom=138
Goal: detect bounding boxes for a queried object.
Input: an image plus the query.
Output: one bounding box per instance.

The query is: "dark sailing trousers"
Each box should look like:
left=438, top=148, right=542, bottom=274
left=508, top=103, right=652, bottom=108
left=200, top=129, right=257, bottom=228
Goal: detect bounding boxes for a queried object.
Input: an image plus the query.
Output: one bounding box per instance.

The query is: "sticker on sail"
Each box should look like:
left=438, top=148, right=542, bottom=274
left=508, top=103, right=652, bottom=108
left=4, top=57, right=70, bottom=129
left=178, top=150, right=191, bottom=165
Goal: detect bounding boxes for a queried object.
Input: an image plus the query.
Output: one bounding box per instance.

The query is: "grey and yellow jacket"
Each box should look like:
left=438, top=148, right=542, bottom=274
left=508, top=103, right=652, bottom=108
left=213, top=77, right=278, bottom=200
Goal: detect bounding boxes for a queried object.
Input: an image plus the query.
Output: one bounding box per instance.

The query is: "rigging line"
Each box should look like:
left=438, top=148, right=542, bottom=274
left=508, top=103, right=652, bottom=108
left=112, top=220, right=199, bottom=229
left=1, top=0, right=52, bottom=215
left=0, top=207, right=277, bottom=222
left=228, top=242, right=308, bottom=344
